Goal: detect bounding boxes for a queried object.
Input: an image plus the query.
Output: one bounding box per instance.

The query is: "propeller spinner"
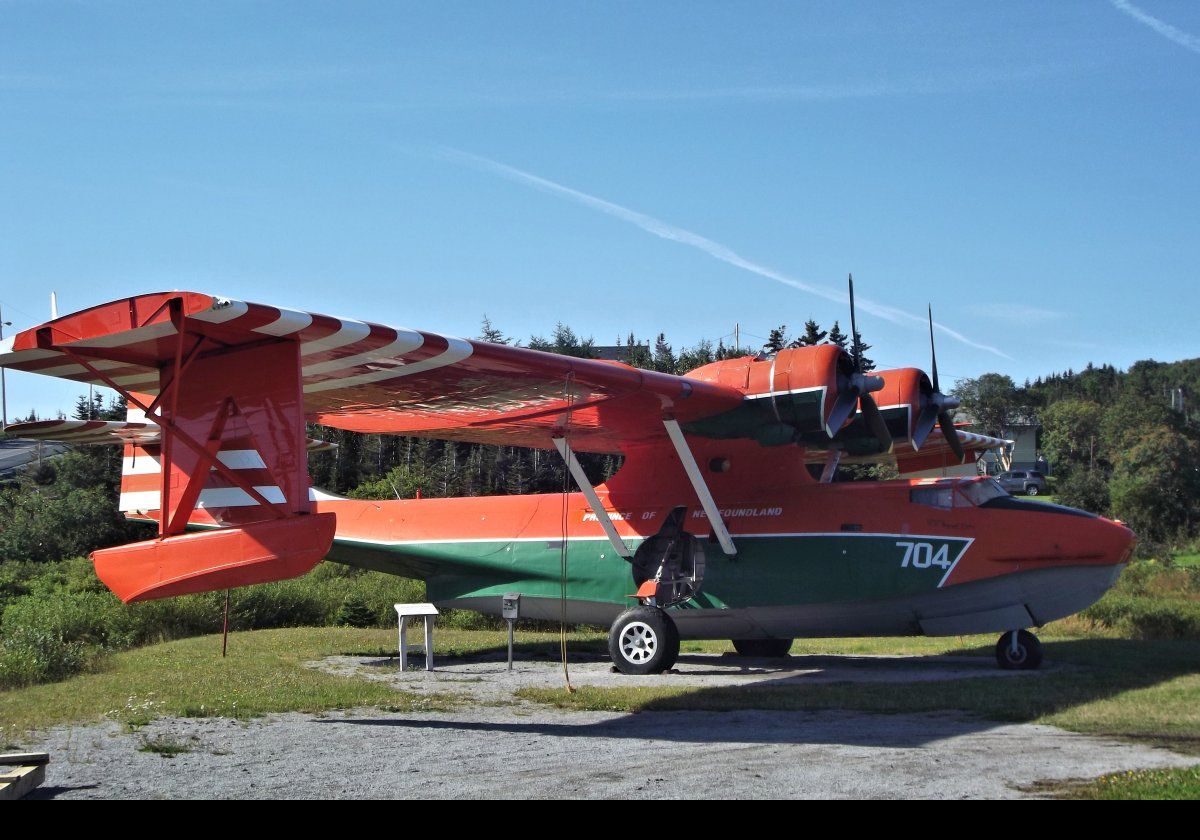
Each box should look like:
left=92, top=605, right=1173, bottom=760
left=911, top=304, right=965, bottom=461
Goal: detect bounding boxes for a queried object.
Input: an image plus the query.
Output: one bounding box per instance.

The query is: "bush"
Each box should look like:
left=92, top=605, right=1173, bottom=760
left=1083, top=595, right=1200, bottom=640
left=0, top=625, right=93, bottom=688
left=1081, top=561, right=1200, bottom=640
left=0, top=558, right=430, bottom=689
left=1057, top=470, right=1110, bottom=516
left=335, top=595, right=375, bottom=628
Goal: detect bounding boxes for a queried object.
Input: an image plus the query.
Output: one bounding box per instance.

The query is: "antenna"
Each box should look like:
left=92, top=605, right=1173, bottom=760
left=50, top=292, right=58, bottom=319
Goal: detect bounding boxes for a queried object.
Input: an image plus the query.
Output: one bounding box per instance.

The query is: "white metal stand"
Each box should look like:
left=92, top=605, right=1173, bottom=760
left=395, top=603, right=439, bottom=671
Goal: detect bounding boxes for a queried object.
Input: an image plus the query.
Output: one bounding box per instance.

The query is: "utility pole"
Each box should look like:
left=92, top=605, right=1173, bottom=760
left=0, top=305, right=10, bottom=430
left=734, top=322, right=740, bottom=355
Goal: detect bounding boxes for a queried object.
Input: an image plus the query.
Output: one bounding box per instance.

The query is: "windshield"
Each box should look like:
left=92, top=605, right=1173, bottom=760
left=910, top=479, right=1009, bottom=510
left=960, top=479, right=1009, bottom=506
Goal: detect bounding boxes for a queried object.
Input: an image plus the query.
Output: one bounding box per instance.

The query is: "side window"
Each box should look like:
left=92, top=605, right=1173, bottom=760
left=911, top=487, right=954, bottom=510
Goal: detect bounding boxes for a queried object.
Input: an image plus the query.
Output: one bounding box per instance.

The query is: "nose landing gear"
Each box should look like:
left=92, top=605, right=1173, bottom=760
left=995, top=629, right=1043, bottom=670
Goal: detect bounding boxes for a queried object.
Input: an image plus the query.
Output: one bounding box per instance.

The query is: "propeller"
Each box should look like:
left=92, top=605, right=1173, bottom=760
left=912, top=305, right=965, bottom=461
left=826, top=275, right=893, bottom=453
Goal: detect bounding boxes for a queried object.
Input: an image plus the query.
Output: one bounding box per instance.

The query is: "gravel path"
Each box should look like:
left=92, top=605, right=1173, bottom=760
left=21, top=653, right=1195, bottom=799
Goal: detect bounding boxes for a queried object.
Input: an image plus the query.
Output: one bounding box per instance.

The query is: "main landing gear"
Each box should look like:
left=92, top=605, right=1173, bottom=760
left=609, top=606, right=680, bottom=675
left=995, top=629, right=1043, bottom=670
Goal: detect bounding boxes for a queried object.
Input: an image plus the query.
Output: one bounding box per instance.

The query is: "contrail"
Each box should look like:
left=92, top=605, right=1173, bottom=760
left=439, top=148, right=1011, bottom=359
left=1111, top=0, right=1200, bottom=55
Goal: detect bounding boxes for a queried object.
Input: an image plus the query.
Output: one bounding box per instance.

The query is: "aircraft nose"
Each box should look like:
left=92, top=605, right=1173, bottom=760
left=1092, top=516, right=1136, bottom=566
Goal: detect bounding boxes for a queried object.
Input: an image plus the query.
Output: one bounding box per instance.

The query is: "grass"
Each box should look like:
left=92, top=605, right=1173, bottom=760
left=137, top=734, right=198, bottom=757
left=1173, top=552, right=1200, bottom=568
left=520, top=622, right=1200, bottom=757
left=0, top=626, right=604, bottom=743
left=1044, top=765, right=1200, bottom=800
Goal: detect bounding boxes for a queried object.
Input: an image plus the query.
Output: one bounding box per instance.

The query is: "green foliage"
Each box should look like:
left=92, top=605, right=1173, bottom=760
left=1040, top=400, right=1103, bottom=476
left=953, top=373, right=1020, bottom=436
left=1081, top=561, right=1200, bottom=640
left=1108, top=426, right=1200, bottom=544
left=0, top=559, right=426, bottom=689
left=795, top=320, right=827, bottom=347
left=0, top=481, right=143, bottom=564
left=1056, top=469, right=1110, bottom=516
left=335, top=595, right=375, bottom=628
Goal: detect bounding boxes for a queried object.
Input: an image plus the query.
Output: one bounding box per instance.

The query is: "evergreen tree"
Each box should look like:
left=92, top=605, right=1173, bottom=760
left=794, top=320, right=827, bottom=347
left=478, top=315, right=509, bottom=345
left=763, top=325, right=788, bottom=354
left=622, top=332, right=653, bottom=369
left=850, top=330, right=875, bottom=372
left=827, top=321, right=849, bottom=350
left=652, top=333, right=677, bottom=374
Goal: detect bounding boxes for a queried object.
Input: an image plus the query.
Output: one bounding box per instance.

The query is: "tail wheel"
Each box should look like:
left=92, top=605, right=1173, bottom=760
left=609, top=606, right=680, bottom=675
left=732, top=638, right=794, bottom=658
left=995, top=629, right=1043, bottom=670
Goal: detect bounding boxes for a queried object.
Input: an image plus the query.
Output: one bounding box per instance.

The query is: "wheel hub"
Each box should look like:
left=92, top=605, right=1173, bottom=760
left=619, top=622, right=657, bottom=663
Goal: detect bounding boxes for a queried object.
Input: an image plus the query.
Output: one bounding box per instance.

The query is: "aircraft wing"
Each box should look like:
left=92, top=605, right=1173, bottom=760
left=0, top=291, right=745, bottom=454
left=4, top=419, right=337, bottom=452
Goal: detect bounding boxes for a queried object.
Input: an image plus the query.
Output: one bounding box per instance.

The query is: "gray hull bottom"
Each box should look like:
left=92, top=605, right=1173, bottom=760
left=446, top=564, right=1124, bottom=639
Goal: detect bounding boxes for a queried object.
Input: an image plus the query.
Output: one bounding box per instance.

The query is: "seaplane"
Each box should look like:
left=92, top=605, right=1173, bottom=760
left=0, top=286, right=1135, bottom=674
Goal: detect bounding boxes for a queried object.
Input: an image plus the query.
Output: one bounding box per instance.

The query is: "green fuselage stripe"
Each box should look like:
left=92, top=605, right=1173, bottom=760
left=325, top=532, right=970, bottom=609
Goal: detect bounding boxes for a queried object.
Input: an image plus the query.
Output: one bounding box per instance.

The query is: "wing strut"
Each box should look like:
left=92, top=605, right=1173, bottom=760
left=551, top=436, right=632, bottom=559
left=662, top=418, right=737, bottom=558
left=820, top=448, right=842, bottom=484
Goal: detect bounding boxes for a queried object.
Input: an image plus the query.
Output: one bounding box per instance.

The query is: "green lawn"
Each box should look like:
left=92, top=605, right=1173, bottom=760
left=1050, top=765, right=1200, bottom=800
left=0, top=626, right=605, bottom=744
left=1173, top=552, right=1200, bottom=568
left=4, top=622, right=1200, bottom=798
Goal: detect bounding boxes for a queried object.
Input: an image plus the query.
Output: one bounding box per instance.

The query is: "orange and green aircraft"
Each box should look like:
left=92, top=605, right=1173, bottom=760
left=0, top=290, right=1134, bottom=674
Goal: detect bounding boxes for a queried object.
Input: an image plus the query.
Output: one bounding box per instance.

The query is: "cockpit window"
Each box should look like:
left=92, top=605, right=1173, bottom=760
left=911, top=479, right=1009, bottom=510
left=910, top=486, right=956, bottom=510
left=960, top=479, right=1009, bottom=506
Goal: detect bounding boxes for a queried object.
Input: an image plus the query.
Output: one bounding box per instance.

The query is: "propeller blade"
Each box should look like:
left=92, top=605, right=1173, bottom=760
left=938, top=411, right=966, bottom=462
left=826, top=390, right=860, bottom=437
left=859, top=394, right=894, bottom=454
left=927, top=304, right=940, bottom=393
left=912, top=404, right=939, bottom=451
left=849, top=274, right=860, bottom=372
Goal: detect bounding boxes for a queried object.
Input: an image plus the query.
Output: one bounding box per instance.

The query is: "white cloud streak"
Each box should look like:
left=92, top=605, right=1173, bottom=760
left=1111, top=0, right=1200, bottom=55
left=439, top=148, right=1011, bottom=359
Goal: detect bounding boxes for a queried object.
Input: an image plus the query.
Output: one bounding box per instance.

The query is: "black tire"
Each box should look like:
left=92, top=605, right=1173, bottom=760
left=995, top=630, right=1043, bottom=670
left=609, top=606, right=680, bottom=675
left=732, top=638, right=794, bottom=658
left=1025, top=484, right=1040, bottom=496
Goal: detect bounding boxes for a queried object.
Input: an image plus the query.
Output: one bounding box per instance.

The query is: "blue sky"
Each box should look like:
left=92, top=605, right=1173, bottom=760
left=1, top=1, right=1198, bottom=418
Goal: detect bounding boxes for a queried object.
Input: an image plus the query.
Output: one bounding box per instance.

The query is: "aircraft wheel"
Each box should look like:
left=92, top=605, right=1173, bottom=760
left=732, top=638, right=793, bottom=658
left=995, top=630, right=1043, bottom=670
left=609, top=606, right=679, bottom=675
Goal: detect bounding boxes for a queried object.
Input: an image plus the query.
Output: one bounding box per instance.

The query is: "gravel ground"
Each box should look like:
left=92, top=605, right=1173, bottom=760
left=21, top=653, right=1195, bottom=799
